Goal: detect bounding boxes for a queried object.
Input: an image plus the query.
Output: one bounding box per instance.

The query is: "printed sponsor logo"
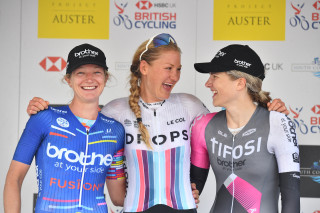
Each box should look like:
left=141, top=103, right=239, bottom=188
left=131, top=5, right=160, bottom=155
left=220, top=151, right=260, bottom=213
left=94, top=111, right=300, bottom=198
left=300, top=145, right=320, bottom=198
left=47, top=143, right=113, bottom=166
left=35, top=165, right=43, bottom=197
left=136, top=0, right=152, bottom=10
left=50, top=107, right=68, bottom=115
left=312, top=105, right=320, bottom=114
left=213, top=0, right=286, bottom=40
left=39, top=57, right=67, bottom=72
left=101, top=117, right=115, bottom=124
left=126, top=130, right=188, bottom=145
left=291, top=57, right=320, bottom=78
left=289, top=1, right=320, bottom=31
left=74, top=49, right=98, bottom=58
left=292, top=152, right=300, bottom=163
left=291, top=173, right=301, bottom=179
left=211, top=137, right=261, bottom=159
left=124, top=119, right=132, bottom=127
left=289, top=105, right=320, bottom=135
left=234, top=59, right=251, bottom=68
left=56, top=117, right=69, bottom=128
left=50, top=177, right=104, bottom=191
left=38, top=0, right=109, bottom=39
left=242, top=128, right=256, bottom=137
left=215, top=50, right=226, bottom=58
left=217, top=157, right=246, bottom=170
left=166, top=117, right=186, bottom=125
left=113, top=0, right=177, bottom=30
left=218, top=130, right=228, bottom=138
left=281, top=117, right=298, bottom=146
left=115, top=62, right=131, bottom=71
left=264, top=62, right=284, bottom=71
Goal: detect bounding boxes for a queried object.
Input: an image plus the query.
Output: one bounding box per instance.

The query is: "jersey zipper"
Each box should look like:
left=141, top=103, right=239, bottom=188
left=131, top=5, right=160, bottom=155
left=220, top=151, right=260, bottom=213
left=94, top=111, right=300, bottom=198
left=230, top=135, right=235, bottom=213
left=78, top=128, right=90, bottom=209
left=151, top=108, right=162, bottom=203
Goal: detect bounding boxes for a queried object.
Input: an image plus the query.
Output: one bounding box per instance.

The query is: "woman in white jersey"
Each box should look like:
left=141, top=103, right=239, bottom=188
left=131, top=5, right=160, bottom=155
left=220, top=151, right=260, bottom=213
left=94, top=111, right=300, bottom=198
left=190, top=44, right=300, bottom=213
left=26, top=35, right=288, bottom=213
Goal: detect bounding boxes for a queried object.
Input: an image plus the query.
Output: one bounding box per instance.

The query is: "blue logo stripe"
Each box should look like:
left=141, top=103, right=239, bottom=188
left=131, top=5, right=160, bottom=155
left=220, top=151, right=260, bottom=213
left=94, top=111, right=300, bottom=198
left=147, top=151, right=155, bottom=208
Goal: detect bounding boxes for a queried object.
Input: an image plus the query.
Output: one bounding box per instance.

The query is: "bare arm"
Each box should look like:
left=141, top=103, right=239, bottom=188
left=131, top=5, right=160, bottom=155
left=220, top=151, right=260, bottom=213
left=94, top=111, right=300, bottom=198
left=267, top=98, right=289, bottom=115
left=27, top=97, right=49, bottom=115
left=105, top=178, right=126, bottom=207
left=4, top=160, right=30, bottom=213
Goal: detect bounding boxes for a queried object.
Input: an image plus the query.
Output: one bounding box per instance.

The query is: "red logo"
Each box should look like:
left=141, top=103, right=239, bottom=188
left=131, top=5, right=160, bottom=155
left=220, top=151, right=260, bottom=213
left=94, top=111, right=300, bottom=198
left=39, top=57, right=67, bottom=72
left=313, top=211, right=320, bottom=213
left=311, top=105, right=320, bottom=114
left=313, top=0, right=320, bottom=10
left=136, top=0, right=152, bottom=10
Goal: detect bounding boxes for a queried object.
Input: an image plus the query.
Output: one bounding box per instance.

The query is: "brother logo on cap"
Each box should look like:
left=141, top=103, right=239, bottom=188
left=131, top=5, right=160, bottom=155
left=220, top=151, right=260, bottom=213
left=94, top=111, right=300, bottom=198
left=234, top=59, right=251, bottom=68
left=66, top=43, right=108, bottom=74
left=74, top=49, right=99, bottom=58
left=215, top=50, right=226, bottom=58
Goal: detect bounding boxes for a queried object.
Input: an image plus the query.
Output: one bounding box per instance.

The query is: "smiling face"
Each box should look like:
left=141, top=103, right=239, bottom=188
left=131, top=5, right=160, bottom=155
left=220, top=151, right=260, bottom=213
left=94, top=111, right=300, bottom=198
left=205, top=72, right=239, bottom=108
left=139, top=50, right=181, bottom=103
left=65, top=64, right=107, bottom=104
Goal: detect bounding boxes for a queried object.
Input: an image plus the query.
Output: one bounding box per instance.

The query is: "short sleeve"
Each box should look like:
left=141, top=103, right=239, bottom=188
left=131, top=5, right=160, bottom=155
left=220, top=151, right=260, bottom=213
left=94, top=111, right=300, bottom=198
left=268, top=112, right=300, bottom=173
left=13, top=110, right=52, bottom=165
left=178, top=93, right=210, bottom=122
left=191, top=113, right=216, bottom=169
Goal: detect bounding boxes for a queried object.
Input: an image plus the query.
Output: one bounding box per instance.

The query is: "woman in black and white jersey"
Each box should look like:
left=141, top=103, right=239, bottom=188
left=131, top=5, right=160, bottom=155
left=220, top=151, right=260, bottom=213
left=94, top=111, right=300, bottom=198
left=191, top=44, right=300, bottom=213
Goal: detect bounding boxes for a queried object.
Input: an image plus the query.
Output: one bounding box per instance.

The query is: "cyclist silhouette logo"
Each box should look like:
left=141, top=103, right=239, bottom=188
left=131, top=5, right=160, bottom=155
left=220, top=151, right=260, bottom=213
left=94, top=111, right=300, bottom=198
left=289, top=106, right=303, bottom=119
left=289, top=3, right=310, bottom=30
left=289, top=106, right=309, bottom=134
left=113, top=0, right=133, bottom=29
left=114, top=0, right=127, bottom=14
left=291, top=3, right=304, bottom=15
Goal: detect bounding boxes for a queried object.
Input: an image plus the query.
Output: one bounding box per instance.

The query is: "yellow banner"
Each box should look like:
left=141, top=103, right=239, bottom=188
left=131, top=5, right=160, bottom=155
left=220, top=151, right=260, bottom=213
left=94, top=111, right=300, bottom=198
left=38, top=0, right=109, bottom=39
left=213, top=0, right=286, bottom=41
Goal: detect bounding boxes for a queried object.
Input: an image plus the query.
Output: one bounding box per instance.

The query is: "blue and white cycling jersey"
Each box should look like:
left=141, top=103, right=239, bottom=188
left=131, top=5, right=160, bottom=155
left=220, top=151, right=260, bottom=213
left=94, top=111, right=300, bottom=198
left=13, top=106, right=125, bottom=213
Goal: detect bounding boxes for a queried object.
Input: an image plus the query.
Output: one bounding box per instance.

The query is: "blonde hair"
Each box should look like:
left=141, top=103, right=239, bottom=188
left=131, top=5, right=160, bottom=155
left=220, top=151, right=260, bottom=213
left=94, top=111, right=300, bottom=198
left=226, top=70, right=271, bottom=108
left=129, top=38, right=181, bottom=149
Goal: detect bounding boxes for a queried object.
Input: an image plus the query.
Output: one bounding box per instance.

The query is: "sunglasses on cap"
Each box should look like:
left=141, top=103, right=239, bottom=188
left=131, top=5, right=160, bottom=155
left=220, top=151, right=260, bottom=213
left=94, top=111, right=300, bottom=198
left=139, top=33, right=177, bottom=61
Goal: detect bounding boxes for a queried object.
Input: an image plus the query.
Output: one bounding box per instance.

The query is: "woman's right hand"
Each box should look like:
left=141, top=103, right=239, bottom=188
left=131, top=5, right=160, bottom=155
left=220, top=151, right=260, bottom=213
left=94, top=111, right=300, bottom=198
left=27, top=97, right=49, bottom=116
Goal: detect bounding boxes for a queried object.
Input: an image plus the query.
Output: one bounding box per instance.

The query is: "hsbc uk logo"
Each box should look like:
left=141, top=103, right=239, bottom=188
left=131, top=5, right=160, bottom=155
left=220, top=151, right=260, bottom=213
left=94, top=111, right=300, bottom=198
left=289, top=105, right=320, bottom=134
left=39, top=57, right=67, bottom=72
left=136, top=0, right=152, bottom=10
left=312, top=105, right=320, bottom=114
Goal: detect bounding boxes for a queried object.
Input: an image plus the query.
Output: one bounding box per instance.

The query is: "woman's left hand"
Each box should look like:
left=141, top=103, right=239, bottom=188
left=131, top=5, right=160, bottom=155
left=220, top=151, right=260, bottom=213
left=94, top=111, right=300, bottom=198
left=267, top=98, right=289, bottom=115
left=191, top=183, right=200, bottom=207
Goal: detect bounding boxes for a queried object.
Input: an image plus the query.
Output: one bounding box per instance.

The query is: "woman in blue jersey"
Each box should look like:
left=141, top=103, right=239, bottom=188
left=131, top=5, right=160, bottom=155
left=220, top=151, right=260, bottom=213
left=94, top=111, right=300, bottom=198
left=25, top=35, right=288, bottom=213
left=4, top=44, right=126, bottom=213
left=190, top=44, right=300, bottom=213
